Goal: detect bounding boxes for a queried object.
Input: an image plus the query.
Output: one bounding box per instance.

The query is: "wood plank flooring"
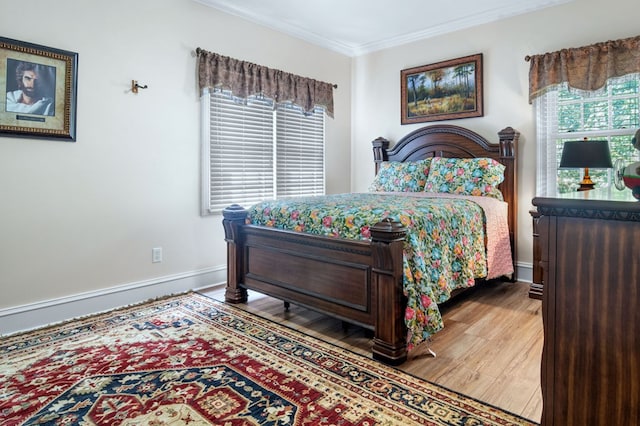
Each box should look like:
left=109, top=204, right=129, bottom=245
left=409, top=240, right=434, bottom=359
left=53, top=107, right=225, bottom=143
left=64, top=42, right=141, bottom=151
left=199, top=280, right=543, bottom=423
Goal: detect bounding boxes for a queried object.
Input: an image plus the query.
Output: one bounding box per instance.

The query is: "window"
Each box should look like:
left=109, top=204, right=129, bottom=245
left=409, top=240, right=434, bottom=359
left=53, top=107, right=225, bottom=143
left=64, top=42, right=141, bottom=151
left=201, top=89, right=325, bottom=214
left=275, top=103, right=325, bottom=198
left=535, top=74, right=640, bottom=196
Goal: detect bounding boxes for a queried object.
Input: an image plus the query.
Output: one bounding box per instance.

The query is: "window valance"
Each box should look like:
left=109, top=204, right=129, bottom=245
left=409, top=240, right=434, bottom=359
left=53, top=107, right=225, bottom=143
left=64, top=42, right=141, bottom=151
left=196, top=48, right=334, bottom=117
left=526, top=34, right=640, bottom=103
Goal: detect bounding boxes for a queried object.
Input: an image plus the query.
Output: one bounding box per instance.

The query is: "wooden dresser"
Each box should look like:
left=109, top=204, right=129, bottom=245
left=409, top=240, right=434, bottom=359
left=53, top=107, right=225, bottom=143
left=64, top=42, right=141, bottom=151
left=532, top=189, right=640, bottom=425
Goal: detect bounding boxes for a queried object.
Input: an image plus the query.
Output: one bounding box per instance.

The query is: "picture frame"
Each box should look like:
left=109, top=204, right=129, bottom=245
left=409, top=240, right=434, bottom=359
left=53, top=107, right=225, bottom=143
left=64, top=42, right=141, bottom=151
left=401, top=53, right=483, bottom=125
left=0, top=37, right=78, bottom=141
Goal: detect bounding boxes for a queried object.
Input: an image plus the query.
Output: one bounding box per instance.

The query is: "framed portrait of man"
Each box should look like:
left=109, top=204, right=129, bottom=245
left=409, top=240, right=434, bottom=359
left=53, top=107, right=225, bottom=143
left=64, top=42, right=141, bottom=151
left=0, top=37, right=78, bottom=141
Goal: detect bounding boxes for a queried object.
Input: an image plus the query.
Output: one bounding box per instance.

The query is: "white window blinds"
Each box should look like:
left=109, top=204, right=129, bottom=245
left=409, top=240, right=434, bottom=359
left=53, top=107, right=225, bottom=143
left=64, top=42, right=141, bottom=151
left=202, top=90, right=325, bottom=214
left=205, top=90, right=274, bottom=213
left=276, top=103, right=325, bottom=198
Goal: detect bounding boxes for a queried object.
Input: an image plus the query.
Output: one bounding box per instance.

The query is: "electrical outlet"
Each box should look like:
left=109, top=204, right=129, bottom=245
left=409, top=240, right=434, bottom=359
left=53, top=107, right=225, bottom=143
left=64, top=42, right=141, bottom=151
left=152, top=247, right=163, bottom=263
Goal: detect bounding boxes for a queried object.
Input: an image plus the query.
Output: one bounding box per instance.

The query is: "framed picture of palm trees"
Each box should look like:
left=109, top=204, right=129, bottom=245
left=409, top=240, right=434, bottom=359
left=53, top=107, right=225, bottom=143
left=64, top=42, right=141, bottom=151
left=401, top=53, right=483, bottom=124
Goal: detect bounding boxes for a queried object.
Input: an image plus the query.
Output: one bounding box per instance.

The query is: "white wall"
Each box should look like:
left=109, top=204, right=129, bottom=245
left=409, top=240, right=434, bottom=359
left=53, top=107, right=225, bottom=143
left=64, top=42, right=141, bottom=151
left=351, top=0, right=639, bottom=270
left=0, top=0, right=351, bottom=329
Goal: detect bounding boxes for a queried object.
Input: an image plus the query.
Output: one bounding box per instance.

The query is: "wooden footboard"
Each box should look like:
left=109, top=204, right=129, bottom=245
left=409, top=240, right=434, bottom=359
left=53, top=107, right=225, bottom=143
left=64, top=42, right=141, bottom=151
left=223, top=205, right=409, bottom=365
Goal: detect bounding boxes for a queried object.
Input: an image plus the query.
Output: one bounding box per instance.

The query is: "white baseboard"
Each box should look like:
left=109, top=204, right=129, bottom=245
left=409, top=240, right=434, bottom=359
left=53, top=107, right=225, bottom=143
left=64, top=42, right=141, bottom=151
left=1, top=262, right=534, bottom=336
left=515, top=262, right=533, bottom=284
left=0, top=266, right=226, bottom=336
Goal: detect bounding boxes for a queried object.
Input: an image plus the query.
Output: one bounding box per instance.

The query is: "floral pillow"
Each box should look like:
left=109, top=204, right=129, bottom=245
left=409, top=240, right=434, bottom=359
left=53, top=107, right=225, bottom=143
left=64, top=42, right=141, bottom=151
left=369, top=158, right=431, bottom=192
left=424, top=157, right=505, bottom=198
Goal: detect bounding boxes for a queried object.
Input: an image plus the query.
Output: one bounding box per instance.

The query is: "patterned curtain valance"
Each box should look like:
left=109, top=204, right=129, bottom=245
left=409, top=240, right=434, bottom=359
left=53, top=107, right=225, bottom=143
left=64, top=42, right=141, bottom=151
left=196, top=48, right=334, bottom=117
left=526, top=35, right=640, bottom=103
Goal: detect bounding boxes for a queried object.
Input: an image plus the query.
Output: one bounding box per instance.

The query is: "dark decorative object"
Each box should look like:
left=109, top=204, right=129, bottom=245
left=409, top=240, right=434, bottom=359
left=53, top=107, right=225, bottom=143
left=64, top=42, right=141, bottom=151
left=613, top=128, right=640, bottom=200
left=0, top=37, right=78, bottom=141
left=559, top=139, right=612, bottom=191
left=131, top=80, right=148, bottom=93
left=401, top=54, right=483, bottom=124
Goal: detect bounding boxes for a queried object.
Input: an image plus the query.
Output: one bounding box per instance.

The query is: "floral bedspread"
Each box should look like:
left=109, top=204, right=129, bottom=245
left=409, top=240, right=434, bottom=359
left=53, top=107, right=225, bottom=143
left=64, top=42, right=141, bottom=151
left=246, top=192, right=495, bottom=351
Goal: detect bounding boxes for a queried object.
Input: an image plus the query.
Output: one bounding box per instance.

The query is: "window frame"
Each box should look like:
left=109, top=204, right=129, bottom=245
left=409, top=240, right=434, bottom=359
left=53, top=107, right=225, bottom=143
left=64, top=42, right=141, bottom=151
left=535, top=74, right=640, bottom=196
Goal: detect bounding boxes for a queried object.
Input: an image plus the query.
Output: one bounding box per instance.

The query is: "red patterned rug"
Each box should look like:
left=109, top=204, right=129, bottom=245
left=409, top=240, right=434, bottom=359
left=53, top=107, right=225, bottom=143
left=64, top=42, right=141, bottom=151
left=1, top=292, right=536, bottom=425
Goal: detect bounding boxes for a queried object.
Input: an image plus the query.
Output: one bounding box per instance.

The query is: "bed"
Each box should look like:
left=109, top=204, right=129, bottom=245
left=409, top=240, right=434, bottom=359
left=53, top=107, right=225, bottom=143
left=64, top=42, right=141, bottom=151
left=222, top=124, right=519, bottom=365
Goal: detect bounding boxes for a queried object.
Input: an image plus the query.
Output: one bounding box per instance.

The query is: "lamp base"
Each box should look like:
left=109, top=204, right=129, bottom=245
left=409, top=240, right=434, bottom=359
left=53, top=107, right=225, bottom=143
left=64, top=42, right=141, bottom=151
left=577, top=183, right=595, bottom=191
left=577, top=169, right=595, bottom=191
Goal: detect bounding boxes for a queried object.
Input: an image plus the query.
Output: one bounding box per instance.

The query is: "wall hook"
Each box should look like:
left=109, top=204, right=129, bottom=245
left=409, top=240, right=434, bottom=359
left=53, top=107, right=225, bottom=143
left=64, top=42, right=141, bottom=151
left=131, top=80, right=148, bottom=94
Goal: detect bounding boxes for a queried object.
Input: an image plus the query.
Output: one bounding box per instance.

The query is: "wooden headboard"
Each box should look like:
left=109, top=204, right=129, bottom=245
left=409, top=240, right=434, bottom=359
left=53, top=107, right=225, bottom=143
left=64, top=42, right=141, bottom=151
left=371, top=124, right=520, bottom=279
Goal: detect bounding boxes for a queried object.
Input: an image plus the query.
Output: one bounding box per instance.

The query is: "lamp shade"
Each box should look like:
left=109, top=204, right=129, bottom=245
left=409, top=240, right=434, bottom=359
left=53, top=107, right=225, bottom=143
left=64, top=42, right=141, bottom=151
left=559, top=140, right=613, bottom=169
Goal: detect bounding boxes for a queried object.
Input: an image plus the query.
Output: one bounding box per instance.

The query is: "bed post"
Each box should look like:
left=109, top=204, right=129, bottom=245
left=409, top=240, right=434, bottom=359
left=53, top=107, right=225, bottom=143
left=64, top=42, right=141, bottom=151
left=498, top=127, right=519, bottom=281
left=370, top=218, right=408, bottom=365
left=222, top=204, right=248, bottom=304
left=372, top=137, right=390, bottom=174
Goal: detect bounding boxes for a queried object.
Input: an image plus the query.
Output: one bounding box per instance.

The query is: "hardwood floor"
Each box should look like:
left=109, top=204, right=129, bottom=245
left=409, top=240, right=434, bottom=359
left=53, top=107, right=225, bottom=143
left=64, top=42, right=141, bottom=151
left=199, top=280, right=543, bottom=423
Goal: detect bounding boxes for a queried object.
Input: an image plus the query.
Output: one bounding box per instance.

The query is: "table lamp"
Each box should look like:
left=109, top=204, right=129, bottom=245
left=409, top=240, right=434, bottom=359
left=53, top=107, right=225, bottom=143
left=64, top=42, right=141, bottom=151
left=559, top=138, right=613, bottom=191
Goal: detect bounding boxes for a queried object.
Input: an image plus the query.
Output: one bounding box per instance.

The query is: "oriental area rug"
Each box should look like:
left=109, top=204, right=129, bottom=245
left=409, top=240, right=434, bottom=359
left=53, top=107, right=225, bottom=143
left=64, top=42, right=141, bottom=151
left=0, top=292, right=536, bottom=425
